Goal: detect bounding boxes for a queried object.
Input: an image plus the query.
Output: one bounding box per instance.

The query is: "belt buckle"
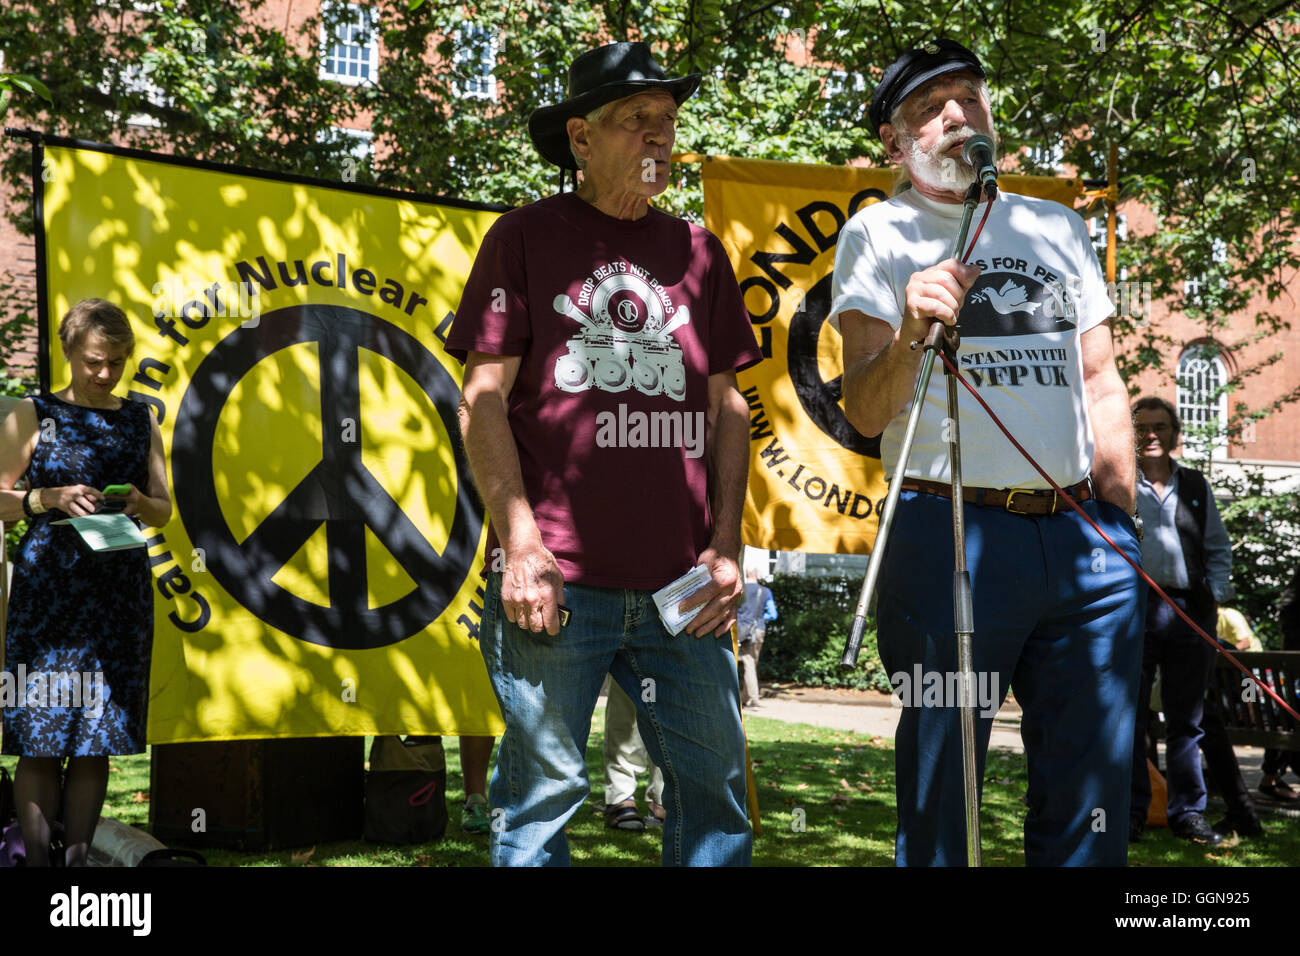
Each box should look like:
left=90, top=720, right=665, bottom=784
left=1004, top=488, right=1056, bottom=515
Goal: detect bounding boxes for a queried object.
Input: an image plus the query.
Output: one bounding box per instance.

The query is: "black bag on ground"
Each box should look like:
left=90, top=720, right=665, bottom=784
left=139, top=848, right=207, bottom=866
left=363, top=736, right=447, bottom=844
left=0, top=767, right=15, bottom=827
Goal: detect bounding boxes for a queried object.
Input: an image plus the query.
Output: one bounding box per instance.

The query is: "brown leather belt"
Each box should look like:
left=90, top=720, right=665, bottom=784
left=900, top=477, right=1092, bottom=516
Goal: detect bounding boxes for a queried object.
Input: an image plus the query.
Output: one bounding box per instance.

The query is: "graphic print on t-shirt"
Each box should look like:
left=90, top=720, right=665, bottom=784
left=952, top=257, right=1083, bottom=392
left=960, top=264, right=1079, bottom=339
left=552, top=260, right=689, bottom=401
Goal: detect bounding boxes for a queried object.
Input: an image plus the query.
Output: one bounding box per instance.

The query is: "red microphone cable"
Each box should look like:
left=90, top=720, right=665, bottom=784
left=935, top=344, right=1300, bottom=723
left=946, top=188, right=1297, bottom=721
left=962, top=194, right=995, bottom=264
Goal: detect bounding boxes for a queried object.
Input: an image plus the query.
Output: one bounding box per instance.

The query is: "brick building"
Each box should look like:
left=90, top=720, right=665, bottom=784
left=1122, top=194, right=1300, bottom=488
left=3, top=1, right=1298, bottom=494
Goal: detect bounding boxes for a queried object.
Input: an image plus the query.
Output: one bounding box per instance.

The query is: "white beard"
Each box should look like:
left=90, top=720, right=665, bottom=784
left=900, top=126, right=986, bottom=193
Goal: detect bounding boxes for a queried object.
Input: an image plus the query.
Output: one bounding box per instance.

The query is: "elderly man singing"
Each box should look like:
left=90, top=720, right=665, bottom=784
left=832, top=39, right=1144, bottom=866
left=447, top=42, right=760, bottom=867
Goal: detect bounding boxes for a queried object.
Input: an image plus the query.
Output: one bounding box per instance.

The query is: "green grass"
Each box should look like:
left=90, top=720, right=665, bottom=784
left=3, top=721, right=1294, bottom=866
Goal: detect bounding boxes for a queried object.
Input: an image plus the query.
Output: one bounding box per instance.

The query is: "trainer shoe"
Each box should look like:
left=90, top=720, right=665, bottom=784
left=1170, top=812, right=1225, bottom=846
left=462, top=794, right=490, bottom=834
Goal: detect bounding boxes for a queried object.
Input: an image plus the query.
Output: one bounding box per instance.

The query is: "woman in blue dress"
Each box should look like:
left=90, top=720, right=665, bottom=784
left=1, top=298, right=171, bottom=866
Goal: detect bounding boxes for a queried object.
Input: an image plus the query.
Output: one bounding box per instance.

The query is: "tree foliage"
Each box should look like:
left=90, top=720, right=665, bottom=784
left=1217, top=466, right=1300, bottom=648
left=2, top=0, right=1298, bottom=418
left=761, top=573, right=892, bottom=692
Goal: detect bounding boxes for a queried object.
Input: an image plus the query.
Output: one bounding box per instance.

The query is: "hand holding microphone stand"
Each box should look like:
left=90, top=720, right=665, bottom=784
left=841, top=135, right=998, bottom=867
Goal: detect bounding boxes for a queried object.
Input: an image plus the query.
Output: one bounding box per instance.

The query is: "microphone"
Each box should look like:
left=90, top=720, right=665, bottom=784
left=961, top=134, right=998, bottom=198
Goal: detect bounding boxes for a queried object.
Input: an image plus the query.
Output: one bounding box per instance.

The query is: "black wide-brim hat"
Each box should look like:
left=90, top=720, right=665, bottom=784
left=528, top=42, right=702, bottom=170
left=869, top=38, right=985, bottom=136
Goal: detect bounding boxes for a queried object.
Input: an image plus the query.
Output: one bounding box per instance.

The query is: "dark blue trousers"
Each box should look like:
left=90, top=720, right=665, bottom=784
left=876, top=491, right=1145, bottom=866
left=1130, top=592, right=1218, bottom=828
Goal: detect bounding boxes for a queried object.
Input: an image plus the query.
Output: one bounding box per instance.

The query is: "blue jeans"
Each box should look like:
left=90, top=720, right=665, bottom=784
left=479, top=573, right=752, bottom=866
left=876, top=491, right=1145, bottom=866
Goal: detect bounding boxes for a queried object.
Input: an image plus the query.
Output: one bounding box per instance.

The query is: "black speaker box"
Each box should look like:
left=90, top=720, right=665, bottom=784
left=149, top=737, right=364, bottom=851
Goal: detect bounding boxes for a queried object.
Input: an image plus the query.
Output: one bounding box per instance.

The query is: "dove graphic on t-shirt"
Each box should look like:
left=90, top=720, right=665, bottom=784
left=958, top=271, right=1076, bottom=337
left=984, top=279, right=1039, bottom=316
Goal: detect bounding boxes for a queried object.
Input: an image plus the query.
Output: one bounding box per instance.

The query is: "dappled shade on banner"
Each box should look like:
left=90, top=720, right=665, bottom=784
left=33, top=138, right=504, bottom=742
left=697, top=154, right=1085, bottom=555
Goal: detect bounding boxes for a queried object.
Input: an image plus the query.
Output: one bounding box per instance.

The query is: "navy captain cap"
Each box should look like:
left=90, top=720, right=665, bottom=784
left=869, top=38, right=985, bottom=136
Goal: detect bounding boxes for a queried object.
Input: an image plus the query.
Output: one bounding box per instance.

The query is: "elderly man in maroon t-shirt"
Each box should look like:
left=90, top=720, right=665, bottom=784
left=446, top=42, right=760, bottom=866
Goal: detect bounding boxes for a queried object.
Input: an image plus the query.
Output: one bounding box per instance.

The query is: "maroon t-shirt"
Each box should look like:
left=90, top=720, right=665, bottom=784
left=447, top=192, right=761, bottom=589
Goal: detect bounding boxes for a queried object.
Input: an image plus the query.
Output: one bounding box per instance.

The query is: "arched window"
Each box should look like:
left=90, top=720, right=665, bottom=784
left=1176, top=345, right=1228, bottom=458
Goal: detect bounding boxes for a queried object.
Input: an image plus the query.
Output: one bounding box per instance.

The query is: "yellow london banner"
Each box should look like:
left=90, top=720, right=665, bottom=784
left=700, top=155, right=1086, bottom=554
left=35, top=138, right=505, bottom=742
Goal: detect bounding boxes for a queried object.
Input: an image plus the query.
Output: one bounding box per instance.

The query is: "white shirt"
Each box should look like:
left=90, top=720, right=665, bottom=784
left=830, top=188, right=1114, bottom=489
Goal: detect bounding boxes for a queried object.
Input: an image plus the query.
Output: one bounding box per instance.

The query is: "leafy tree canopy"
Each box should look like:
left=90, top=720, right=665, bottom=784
left=2, top=0, right=1298, bottom=415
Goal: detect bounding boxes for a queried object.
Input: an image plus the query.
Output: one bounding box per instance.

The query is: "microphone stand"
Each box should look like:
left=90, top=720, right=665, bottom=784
left=841, top=179, right=987, bottom=867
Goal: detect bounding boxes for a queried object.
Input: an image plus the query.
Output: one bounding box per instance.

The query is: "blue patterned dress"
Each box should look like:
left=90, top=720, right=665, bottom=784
left=2, top=394, right=154, bottom=756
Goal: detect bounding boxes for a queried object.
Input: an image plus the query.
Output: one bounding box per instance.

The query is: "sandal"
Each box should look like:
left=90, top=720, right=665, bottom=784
left=1259, top=775, right=1300, bottom=802
left=644, top=802, right=666, bottom=828
left=604, top=800, right=645, bottom=831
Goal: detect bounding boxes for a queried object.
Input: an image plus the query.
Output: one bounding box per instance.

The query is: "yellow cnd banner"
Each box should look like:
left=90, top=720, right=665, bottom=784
left=699, top=155, right=1085, bottom=554
left=34, top=138, right=505, bottom=742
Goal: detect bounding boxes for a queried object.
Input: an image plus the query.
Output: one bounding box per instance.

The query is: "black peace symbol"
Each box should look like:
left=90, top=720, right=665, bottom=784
left=172, top=304, right=482, bottom=650
left=786, top=274, right=881, bottom=459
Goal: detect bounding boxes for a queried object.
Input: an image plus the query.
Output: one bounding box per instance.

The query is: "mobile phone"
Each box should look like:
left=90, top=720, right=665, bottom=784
left=96, top=484, right=131, bottom=515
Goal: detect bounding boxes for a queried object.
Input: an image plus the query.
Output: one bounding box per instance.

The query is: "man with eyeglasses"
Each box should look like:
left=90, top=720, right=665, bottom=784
left=1129, top=396, right=1240, bottom=845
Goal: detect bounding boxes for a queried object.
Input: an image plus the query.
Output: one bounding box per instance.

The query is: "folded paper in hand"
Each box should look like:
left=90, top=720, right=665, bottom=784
left=52, top=514, right=146, bottom=552
left=652, top=565, right=713, bottom=636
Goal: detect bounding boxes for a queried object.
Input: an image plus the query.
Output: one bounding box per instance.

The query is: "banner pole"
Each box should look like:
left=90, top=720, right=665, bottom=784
left=734, top=625, right=762, bottom=836
left=1, top=518, right=6, bottom=657
left=0, top=397, right=16, bottom=664
left=1106, top=142, right=1118, bottom=286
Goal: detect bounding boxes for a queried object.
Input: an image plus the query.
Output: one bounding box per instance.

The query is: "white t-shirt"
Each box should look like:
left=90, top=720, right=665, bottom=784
left=829, top=188, right=1114, bottom=489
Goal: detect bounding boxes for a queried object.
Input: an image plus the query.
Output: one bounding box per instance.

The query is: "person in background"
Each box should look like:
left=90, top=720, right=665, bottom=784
left=456, top=736, right=494, bottom=833
left=1197, top=606, right=1265, bottom=838
left=601, top=677, right=665, bottom=830
left=1218, top=606, right=1261, bottom=653
left=737, top=566, right=777, bottom=708
left=0, top=298, right=171, bottom=866
left=1130, top=396, right=1234, bottom=845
